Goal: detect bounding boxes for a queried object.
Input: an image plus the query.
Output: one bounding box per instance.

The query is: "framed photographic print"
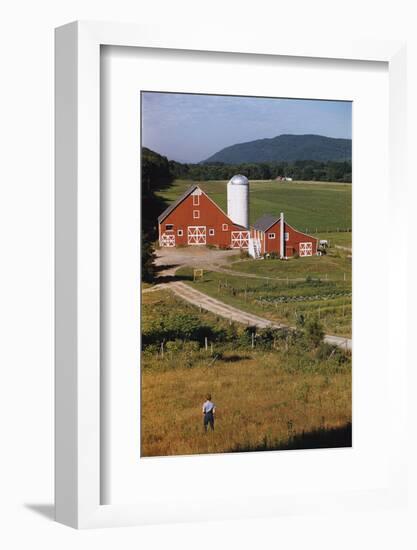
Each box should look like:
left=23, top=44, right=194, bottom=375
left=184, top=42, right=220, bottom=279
left=55, top=21, right=408, bottom=528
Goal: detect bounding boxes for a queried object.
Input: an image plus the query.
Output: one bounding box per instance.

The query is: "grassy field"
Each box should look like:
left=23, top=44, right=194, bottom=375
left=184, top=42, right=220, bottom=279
left=317, top=232, right=352, bottom=248
left=141, top=289, right=351, bottom=457
left=157, top=179, right=352, bottom=233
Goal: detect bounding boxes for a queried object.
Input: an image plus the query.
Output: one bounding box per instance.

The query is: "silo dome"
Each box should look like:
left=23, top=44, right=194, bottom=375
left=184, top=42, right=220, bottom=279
left=229, top=174, right=249, bottom=186
left=227, top=174, right=249, bottom=229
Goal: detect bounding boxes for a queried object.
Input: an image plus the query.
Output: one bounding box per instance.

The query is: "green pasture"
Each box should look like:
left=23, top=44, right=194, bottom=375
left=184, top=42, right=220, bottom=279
left=316, top=231, right=352, bottom=248
left=230, top=249, right=351, bottom=281
left=156, top=179, right=352, bottom=233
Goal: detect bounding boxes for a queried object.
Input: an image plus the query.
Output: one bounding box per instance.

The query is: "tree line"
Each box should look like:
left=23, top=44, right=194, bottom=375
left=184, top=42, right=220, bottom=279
left=141, top=147, right=174, bottom=282
left=169, top=158, right=352, bottom=183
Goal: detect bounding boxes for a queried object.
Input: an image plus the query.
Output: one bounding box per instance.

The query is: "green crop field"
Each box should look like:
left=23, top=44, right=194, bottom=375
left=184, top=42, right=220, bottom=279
left=141, top=289, right=351, bottom=457
left=157, top=179, right=352, bottom=233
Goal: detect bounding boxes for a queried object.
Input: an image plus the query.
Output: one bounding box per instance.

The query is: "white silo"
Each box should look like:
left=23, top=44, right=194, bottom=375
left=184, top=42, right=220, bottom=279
left=227, top=174, right=249, bottom=229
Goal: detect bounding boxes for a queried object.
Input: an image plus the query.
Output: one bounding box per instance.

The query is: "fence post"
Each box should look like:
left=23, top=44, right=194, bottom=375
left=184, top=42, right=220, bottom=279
left=251, top=332, right=255, bottom=349
left=160, top=342, right=164, bottom=358
left=205, top=336, right=208, bottom=351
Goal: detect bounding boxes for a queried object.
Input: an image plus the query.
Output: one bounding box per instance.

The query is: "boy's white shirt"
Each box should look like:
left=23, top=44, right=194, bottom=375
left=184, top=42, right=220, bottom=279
left=202, top=400, right=215, bottom=413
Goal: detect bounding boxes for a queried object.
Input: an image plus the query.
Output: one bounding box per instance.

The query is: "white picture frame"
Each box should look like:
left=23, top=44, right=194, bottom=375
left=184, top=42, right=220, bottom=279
left=55, top=21, right=407, bottom=529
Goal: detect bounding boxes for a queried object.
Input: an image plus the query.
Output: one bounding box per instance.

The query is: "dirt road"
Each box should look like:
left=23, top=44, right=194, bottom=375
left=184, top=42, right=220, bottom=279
left=168, top=281, right=351, bottom=351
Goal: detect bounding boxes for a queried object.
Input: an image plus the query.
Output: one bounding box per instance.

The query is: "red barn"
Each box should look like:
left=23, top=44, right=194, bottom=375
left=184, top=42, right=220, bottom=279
left=251, top=214, right=318, bottom=258
left=158, top=185, right=250, bottom=249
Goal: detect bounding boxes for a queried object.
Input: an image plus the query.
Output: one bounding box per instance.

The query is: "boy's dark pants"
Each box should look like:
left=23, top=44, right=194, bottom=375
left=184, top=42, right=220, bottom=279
left=203, top=411, right=214, bottom=431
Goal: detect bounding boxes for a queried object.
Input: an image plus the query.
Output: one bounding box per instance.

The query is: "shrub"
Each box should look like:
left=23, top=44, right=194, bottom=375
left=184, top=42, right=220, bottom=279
left=142, top=234, right=156, bottom=282
left=256, top=327, right=279, bottom=350
left=183, top=341, right=200, bottom=353
left=316, top=342, right=349, bottom=365
left=306, top=318, right=325, bottom=347
left=238, top=326, right=257, bottom=347
left=142, top=313, right=217, bottom=347
left=142, top=343, right=160, bottom=356
left=295, top=311, right=306, bottom=328
left=165, top=339, right=183, bottom=354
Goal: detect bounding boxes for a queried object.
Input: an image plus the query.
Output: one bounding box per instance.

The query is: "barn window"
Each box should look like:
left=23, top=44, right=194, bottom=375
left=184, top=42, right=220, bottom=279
left=193, top=194, right=200, bottom=206
left=222, top=224, right=228, bottom=231
left=177, top=229, right=183, bottom=236
left=284, top=232, right=289, bottom=241
left=209, top=228, right=215, bottom=236
left=193, top=210, right=200, bottom=219
left=268, top=233, right=276, bottom=239
left=165, top=224, right=174, bottom=231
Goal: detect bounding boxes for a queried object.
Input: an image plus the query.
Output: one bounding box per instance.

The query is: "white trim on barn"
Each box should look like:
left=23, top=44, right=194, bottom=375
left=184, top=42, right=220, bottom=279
left=231, top=230, right=249, bottom=249
left=160, top=233, right=176, bottom=247
left=299, top=242, right=313, bottom=256
left=187, top=226, right=206, bottom=245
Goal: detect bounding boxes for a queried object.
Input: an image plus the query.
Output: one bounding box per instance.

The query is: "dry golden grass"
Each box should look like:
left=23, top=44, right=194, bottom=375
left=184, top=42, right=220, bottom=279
left=141, top=351, right=351, bottom=457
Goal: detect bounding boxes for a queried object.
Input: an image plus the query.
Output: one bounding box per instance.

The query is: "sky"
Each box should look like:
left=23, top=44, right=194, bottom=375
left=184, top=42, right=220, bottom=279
left=141, top=92, right=352, bottom=163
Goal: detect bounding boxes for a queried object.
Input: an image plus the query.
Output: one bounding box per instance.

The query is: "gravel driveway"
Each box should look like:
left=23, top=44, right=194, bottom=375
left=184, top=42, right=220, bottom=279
left=155, top=247, right=239, bottom=277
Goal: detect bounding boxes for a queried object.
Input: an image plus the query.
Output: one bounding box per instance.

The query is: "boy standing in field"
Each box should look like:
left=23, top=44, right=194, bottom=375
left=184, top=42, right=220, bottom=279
left=202, top=394, right=215, bottom=432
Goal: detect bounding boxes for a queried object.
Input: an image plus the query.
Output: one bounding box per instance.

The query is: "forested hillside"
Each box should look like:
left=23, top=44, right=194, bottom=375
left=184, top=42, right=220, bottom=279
left=202, top=134, right=352, bottom=164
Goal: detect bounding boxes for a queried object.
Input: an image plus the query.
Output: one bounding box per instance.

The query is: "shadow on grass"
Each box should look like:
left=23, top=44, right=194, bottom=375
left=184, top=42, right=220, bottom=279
left=220, top=354, right=251, bottom=363
left=229, top=422, right=352, bottom=453
left=154, top=264, right=193, bottom=284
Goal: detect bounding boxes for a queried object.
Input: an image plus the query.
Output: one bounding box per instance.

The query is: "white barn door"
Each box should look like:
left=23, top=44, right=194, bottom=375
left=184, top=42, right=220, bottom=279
left=231, top=231, right=249, bottom=249
left=187, top=226, right=206, bottom=245
left=299, top=242, right=313, bottom=256
left=160, top=233, right=175, bottom=247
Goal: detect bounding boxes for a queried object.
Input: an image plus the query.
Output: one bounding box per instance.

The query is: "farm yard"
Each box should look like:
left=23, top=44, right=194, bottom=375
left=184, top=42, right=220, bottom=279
left=141, top=289, right=352, bottom=457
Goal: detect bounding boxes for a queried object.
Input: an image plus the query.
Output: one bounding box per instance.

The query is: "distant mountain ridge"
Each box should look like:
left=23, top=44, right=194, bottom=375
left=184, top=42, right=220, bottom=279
left=202, top=134, right=352, bottom=164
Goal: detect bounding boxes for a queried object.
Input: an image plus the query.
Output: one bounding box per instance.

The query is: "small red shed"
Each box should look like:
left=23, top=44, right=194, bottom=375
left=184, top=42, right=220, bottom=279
left=251, top=213, right=318, bottom=258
